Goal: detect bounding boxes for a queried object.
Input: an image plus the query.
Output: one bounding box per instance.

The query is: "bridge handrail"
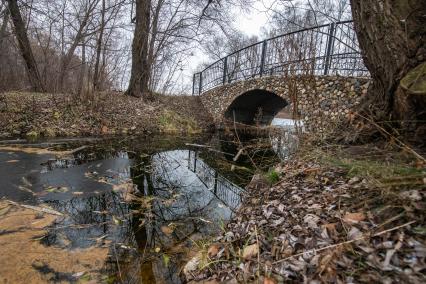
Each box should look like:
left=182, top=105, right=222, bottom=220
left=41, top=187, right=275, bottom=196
left=192, top=20, right=369, bottom=95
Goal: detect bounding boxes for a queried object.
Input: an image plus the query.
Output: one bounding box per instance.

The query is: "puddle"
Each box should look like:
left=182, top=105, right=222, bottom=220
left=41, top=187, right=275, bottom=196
left=0, top=134, right=282, bottom=283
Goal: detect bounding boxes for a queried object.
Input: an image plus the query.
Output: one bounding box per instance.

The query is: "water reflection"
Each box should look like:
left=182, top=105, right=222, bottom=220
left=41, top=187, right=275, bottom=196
left=0, top=137, right=252, bottom=283
left=0, top=133, right=289, bottom=283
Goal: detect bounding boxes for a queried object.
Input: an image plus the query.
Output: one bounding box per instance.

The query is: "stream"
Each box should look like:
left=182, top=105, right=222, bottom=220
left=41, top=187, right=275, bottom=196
left=0, top=133, right=288, bottom=283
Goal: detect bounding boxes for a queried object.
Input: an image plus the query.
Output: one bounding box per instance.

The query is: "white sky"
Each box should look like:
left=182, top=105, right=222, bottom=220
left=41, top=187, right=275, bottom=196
left=183, top=1, right=273, bottom=93
left=235, top=1, right=271, bottom=38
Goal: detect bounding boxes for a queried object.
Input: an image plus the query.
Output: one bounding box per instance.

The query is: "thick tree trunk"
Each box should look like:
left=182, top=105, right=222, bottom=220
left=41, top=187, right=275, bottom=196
left=126, top=0, right=151, bottom=98
left=350, top=0, right=426, bottom=140
left=7, top=0, right=45, bottom=92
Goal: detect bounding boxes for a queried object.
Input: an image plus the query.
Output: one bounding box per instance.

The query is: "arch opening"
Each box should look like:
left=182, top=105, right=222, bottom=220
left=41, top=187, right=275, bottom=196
left=224, top=89, right=288, bottom=125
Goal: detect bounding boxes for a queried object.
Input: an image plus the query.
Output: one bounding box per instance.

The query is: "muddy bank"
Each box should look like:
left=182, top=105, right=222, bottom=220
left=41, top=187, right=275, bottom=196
left=187, top=145, right=426, bottom=283
left=0, top=92, right=214, bottom=139
left=0, top=200, right=109, bottom=283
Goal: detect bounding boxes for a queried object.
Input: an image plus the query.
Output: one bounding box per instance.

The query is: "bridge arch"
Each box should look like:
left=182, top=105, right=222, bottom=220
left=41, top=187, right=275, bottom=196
left=199, top=75, right=370, bottom=131
left=224, top=89, right=288, bottom=125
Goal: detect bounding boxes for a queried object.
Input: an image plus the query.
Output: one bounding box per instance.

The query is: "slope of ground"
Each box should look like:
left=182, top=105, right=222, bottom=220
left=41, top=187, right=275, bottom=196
left=0, top=92, right=214, bottom=139
left=186, top=143, right=426, bottom=283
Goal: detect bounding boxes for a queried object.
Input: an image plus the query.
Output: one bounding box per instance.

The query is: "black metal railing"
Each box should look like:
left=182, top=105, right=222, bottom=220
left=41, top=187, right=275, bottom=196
left=192, top=20, right=369, bottom=95
left=188, top=150, right=243, bottom=210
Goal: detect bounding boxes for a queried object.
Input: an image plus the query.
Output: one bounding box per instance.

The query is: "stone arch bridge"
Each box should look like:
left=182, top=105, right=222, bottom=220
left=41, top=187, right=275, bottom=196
left=192, top=21, right=371, bottom=131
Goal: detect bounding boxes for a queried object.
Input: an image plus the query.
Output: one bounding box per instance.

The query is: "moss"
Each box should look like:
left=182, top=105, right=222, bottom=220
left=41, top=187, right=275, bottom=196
left=265, top=169, right=280, bottom=184
left=400, top=62, right=426, bottom=95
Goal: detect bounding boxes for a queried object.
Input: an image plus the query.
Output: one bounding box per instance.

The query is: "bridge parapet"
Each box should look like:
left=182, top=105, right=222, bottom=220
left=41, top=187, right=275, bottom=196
left=193, top=21, right=369, bottom=96
left=200, top=75, right=371, bottom=132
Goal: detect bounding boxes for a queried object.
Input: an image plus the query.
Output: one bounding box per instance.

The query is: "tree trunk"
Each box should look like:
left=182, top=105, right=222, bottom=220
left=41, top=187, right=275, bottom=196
left=93, top=0, right=105, bottom=91
left=58, top=0, right=98, bottom=92
left=350, top=0, right=426, bottom=141
left=6, top=0, right=45, bottom=92
left=126, top=0, right=151, bottom=98
left=77, top=42, right=86, bottom=97
left=0, top=10, right=9, bottom=43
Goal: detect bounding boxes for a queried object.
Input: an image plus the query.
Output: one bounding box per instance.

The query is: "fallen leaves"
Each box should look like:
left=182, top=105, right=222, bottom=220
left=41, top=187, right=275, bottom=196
left=242, top=244, right=259, bottom=259
left=208, top=244, right=221, bottom=258
left=190, top=157, right=426, bottom=283
left=343, top=212, right=366, bottom=224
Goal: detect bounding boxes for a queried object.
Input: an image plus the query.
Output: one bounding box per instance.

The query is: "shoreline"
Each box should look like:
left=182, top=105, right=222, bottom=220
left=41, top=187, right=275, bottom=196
left=186, top=143, right=426, bottom=283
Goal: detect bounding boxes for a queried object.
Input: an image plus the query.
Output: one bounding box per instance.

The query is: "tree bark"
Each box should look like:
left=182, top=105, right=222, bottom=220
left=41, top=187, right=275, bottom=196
left=6, top=0, right=45, bottom=92
left=350, top=0, right=426, bottom=140
left=93, top=0, right=105, bottom=91
left=126, top=0, right=151, bottom=98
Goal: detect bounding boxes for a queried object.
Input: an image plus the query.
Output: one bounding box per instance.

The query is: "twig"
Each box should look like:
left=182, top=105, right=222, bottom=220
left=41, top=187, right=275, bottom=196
left=113, top=244, right=123, bottom=283
left=7, top=200, right=63, bottom=216
left=272, top=220, right=416, bottom=264
left=356, top=113, right=426, bottom=163
left=255, top=225, right=260, bottom=283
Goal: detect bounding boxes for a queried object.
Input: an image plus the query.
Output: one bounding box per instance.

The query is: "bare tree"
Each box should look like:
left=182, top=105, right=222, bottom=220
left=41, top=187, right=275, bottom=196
left=6, top=0, right=45, bottom=92
left=126, top=0, right=151, bottom=98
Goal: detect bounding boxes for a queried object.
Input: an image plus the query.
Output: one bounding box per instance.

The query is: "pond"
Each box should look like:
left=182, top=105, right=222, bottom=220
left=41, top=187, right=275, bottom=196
left=0, top=133, right=285, bottom=283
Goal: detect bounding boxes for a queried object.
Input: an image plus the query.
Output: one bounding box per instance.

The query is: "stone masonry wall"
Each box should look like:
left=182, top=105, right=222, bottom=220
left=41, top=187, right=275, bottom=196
left=199, top=75, right=371, bottom=132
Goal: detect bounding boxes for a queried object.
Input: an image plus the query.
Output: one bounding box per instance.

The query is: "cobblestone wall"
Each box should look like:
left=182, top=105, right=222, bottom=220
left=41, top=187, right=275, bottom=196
left=199, top=75, right=370, bottom=132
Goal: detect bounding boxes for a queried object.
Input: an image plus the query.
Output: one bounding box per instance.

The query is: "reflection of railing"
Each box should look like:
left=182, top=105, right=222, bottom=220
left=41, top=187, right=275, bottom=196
left=188, top=150, right=243, bottom=210
left=192, top=21, right=369, bottom=95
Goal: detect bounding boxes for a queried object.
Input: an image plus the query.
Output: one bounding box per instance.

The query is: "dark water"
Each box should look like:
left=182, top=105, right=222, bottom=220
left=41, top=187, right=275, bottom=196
left=0, top=134, right=280, bottom=283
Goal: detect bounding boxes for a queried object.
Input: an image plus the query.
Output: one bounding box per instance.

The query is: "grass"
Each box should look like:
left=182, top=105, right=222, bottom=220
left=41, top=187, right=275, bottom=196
left=265, top=169, right=280, bottom=184
left=158, top=109, right=201, bottom=134
left=303, top=144, right=424, bottom=180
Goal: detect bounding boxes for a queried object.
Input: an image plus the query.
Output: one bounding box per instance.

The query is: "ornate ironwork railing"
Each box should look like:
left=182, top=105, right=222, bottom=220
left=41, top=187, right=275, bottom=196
left=192, top=20, right=368, bottom=95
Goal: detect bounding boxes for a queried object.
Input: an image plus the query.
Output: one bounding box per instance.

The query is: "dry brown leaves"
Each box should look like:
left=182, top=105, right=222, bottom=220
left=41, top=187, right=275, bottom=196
left=192, top=159, right=426, bottom=283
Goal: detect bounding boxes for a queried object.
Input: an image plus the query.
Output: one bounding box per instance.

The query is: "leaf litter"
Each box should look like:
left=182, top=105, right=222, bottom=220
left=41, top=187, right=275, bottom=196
left=189, top=157, right=426, bottom=283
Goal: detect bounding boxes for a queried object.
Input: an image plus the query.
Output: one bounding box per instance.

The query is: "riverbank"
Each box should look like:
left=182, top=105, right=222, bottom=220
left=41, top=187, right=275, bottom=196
left=186, top=141, right=426, bottom=283
left=0, top=92, right=214, bottom=139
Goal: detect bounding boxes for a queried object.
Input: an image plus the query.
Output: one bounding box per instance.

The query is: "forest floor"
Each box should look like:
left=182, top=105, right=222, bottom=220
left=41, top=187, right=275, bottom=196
left=186, top=141, right=426, bottom=284
left=0, top=92, right=214, bottom=139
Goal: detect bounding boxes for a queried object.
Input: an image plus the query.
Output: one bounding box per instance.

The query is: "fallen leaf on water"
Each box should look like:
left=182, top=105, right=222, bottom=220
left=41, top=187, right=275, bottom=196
left=242, top=244, right=259, bottom=259
left=161, top=225, right=174, bottom=235
left=112, top=216, right=122, bottom=225
left=163, top=254, right=170, bottom=267
left=343, top=212, right=366, bottom=224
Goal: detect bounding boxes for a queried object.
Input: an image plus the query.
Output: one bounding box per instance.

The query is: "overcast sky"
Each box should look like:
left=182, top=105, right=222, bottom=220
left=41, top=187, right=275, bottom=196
left=183, top=1, right=274, bottom=94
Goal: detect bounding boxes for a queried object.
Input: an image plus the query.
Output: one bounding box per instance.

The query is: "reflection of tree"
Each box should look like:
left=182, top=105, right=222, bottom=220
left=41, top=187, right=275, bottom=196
left=35, top=134, right=264, bottom=283
left=44, top=192, right=132, bottom=249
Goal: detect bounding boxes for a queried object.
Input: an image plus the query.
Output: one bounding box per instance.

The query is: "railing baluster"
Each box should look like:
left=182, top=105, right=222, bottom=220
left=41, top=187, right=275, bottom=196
left=198, top=73, right=202, bottom=95
left=259, top=40, right=267, bottom=77
left=192, top=74, right=196, bottom=95
left=324, top=22, right=336, bottom=75
left=222, top=56, right=228, bottom=85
